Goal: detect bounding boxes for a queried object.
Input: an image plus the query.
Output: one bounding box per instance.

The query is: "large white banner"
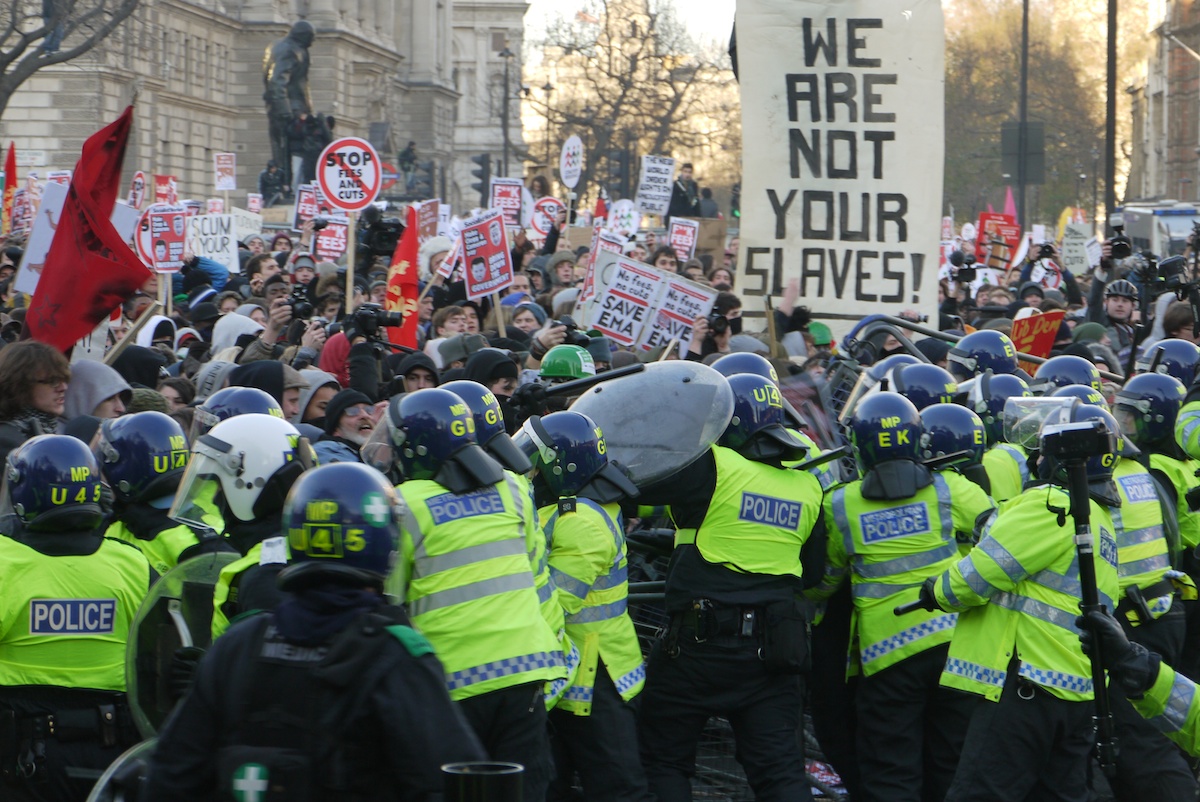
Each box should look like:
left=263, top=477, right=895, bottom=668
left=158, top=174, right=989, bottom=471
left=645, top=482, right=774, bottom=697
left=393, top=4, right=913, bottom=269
left=735, top=0, right=944, bottom=333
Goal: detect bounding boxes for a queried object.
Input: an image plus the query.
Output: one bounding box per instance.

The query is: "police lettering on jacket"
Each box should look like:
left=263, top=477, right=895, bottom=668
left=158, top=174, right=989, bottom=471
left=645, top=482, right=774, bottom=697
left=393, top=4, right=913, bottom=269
left=859, top=503, right=931, bottom=543
left=427, top=487, right=505, bottom=525
left=1117, top=473, right=1157, bottom=504
left=738, top=492, right=803, bottom=529
left=29, top=599, right=116, bottom=634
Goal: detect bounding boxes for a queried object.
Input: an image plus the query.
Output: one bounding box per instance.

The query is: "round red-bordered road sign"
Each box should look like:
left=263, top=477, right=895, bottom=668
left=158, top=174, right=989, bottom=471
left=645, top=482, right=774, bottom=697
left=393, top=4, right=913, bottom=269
left=316, top=137, right=382, bottom=213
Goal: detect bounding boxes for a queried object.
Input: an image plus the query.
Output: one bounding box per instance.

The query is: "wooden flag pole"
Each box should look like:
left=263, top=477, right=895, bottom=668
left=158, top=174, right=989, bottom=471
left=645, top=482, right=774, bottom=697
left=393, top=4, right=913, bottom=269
left=346, top=210, right=357, bottom=311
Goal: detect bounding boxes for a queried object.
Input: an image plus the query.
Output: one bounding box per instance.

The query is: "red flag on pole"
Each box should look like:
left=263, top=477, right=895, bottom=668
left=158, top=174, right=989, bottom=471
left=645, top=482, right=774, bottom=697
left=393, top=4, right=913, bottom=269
left=385, top=204, right=420, bottom=349
left=26, top=106, right=150, bottom=352
left=2, top=143, right=16, bottom=235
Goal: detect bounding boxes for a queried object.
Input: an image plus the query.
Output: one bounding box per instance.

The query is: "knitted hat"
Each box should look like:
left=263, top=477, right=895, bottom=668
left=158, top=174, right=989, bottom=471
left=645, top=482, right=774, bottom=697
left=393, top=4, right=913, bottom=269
left=439, top=333, right=489, bottom=366
left=323, top=389, right=374, bottom=436
left=1072, top=322, right=1108, bottom=344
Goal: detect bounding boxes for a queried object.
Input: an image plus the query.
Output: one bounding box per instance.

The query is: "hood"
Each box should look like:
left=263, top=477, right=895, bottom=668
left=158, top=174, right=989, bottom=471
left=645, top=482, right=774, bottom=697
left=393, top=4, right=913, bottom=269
left=62, top=360, right=132, bottom=420
left=296, top=368, right=340, bottom=425
left=212, top=311, right=264, bottom=352
left=227, top=361, right=306, bottom=405
left=135, top=315, right=176, bottom=349
left=112, top=345, right=168, bottom=389
left=192, top=359, right=238, bottom=403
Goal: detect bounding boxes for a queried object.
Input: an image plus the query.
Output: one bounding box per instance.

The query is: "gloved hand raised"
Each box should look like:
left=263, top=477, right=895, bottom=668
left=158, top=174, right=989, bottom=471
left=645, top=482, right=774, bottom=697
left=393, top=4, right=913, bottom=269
left=1077, top=609, right=1161, bottom=698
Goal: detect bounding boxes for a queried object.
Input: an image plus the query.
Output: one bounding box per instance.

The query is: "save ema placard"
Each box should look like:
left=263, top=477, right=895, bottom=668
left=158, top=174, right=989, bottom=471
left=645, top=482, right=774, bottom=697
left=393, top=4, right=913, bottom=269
left=735, top=0, right=945, bottom=333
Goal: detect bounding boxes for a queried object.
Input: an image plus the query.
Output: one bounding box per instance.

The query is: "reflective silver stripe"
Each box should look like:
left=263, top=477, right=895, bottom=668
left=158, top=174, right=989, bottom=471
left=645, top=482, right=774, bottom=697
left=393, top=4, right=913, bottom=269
left=978, top=537, right=1028, bottom=584
left=417, top=538, right=528, bottom=576
left=996, top=443, right=1029, bottom=483
left=592, top=564, right=628, bottom=591
left=410, top=572, right=534, bottom=616
left=854, top=581, right=919, bottom=599
left=1158, top=672, right=1197, bottom=733
left=856, top=543, right=957, bottom=579
left=957, top=558, right=995, bottom=599
left=537, top=581, right=554, bottom=605
left=1031, top=561, right=1080, bottom=597
left=504, top=474, right=526, bottom=543
left=566, top=598, right=627, bottom=624
left=1121, top=553, right=1171, bottom=578
left=1017, top=662, right=1093, bottom=695
left=1118, top=524, right=1167, bottom=547
left=944, top=656, right=1006, bottom=688
left=993, top=591, right=1077, bottom=632
left=1179, top=413, right=1200, bottom=447
left=933, top=473, right=953, bottom=542
left=400, top=502, right=426, bottom=558
left=860, top=613, right=957, bottom=666
left=551, top=566, right=591, bottom=600
left=831, top=488, right=853, bottom=557
left=940, top=573, right=961, bottom=608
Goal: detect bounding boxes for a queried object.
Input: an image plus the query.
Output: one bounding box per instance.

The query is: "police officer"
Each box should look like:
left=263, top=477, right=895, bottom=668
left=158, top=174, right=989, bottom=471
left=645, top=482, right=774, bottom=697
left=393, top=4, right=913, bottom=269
left=1027, top=354, right=1103, bottom=397
left=967, top=371, right=1033, bottom=503
left=515, top=411, right=652, bottom=802
left=1091, top=391, right=1199, bottom=800
left=96, top=411, right=233, bottom=575
left=188, top=385, right=285, bottom=442
left=635, top=373, right=823, bottom=801
left=169, top=413, right=314, bottom=638
left=919, top=403, right=991, bottom=494
left=0, top=436, right=152, bottom=801
left=807, top=393, right=995, bottom=802
left=1139, top=338, right=1200, bottom=386
left=915, top=401, right=1120, bottom=801
left=946, top=329, right=1022, bottom=384
left=144, top=462, right=486, bottom=800
left=367, top=388, right=565, bottom=802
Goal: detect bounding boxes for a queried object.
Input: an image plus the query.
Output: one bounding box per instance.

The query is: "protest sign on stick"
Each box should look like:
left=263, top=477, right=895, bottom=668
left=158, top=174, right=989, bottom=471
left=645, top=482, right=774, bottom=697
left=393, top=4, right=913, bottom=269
left=634, top=156, right=674, bottom=217
left=668, top=218, right=700, bottom=261
left=460, top=208, right=514, bottom=301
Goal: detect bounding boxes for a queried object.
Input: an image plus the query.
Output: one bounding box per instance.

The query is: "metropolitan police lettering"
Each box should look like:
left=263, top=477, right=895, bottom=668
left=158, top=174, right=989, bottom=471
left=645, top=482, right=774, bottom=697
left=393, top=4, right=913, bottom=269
left=859, top=502, right=931, bottom=544
left=1099, top=526, right=1119, bottom=570
left=427, top=487, right=505, bottom=526
left=739, top=492, right=803, bottom=529
left=1118, top=473, right=1158, bottom=504
left=29, top=599, right=116, bottom=634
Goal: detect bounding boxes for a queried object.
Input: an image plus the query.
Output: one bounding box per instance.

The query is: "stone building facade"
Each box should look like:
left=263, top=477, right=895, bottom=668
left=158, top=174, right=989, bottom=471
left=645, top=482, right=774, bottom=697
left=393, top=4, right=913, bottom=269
left=0, top=0, right=525, bottom=215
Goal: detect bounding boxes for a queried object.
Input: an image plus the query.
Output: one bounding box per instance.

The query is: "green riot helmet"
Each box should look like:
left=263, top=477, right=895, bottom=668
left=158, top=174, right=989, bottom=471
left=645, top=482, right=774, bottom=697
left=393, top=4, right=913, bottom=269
left=539, top=345, right=596, bottom=383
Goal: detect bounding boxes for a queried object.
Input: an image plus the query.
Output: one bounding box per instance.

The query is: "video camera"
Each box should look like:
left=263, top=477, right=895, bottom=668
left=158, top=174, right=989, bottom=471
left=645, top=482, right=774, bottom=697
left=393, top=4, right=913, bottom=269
left=352, top=302, right=404, bottom=340
left=1041, top=420, right=1116, bottom=463
left=948, top=250, right=977, bottom=283
left=1109, top=213, right=1133, bottom=260
left=551, top=315, right=591, bottom=347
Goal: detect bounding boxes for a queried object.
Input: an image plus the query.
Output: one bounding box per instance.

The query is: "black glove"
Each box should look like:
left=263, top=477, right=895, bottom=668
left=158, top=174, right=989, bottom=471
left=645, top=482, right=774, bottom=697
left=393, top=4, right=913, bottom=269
left=511, top=382, right=548, bottom=418
left=169, top=646, right=206, bottom=701
left=895, top=576, right=941, bottom=616
left=1077, top=609, right=1161, bottom=698
left=121, top=502, right=176, bottom=541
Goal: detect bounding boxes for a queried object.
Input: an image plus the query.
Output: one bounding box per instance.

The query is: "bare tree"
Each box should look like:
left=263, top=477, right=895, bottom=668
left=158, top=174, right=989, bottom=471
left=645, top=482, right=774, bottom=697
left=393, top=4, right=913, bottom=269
left=0, top=0, right=138, bottom=118
left=530, top=0, right=739, bottom=204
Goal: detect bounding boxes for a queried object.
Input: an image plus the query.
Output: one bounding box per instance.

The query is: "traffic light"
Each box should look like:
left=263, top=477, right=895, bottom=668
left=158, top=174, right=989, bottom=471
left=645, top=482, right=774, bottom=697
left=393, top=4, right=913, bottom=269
left=471, top=153, right=491, bottom=206
left=607, top=150, right=630, bottom=198
left=412, top=160, right=435, bottom=199
left=731, top=182, right=741, bottom=219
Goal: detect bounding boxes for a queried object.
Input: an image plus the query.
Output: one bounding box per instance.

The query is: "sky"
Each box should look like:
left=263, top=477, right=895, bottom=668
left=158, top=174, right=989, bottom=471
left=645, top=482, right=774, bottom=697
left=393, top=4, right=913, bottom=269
left=524, top=0, right=736, bottom=47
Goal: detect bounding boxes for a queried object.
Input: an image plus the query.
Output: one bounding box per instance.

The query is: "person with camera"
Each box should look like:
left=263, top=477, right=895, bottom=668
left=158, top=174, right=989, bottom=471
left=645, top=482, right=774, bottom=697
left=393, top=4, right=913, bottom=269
left=687, top=291, right=742, bottom=360
left=908, top=401, right=1120, bottom=801
left=1087, top=237, right=1140, bottom=359
left=1014, top=242, right=1083, bottom=306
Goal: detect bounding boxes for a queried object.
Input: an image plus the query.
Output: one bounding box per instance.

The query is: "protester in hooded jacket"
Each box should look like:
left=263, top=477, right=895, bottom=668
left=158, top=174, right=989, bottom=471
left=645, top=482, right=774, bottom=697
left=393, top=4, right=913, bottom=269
left=135, top=315, right=177, bottom=350
left=295, top=369, right=340, bottom=427
left=112, top=345, right=169, bottom=390
left=62, top=360, right=132, bottom=421
left=226, top=361, right=309, bottom=421
left=171, top=255, right=230, bottom=296
left=211, top=312, right=265, bottom=354
left=0, top=341, right=70, bottom=467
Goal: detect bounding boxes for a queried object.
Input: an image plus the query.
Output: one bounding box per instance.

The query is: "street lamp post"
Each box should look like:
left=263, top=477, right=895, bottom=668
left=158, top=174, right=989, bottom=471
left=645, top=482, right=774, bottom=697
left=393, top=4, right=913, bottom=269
left=542, top=81, right=554, bottom=169
left=1091, top=146, right=1100, bottom=234
left=499, top=47, right=514, bottom=177
left=1077, top=173, right=1087, bottom=207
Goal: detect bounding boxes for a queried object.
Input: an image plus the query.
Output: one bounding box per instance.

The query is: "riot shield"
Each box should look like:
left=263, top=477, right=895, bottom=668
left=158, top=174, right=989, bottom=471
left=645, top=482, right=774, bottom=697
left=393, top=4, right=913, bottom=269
left=85, top=738, right=156, bottom=802
left=126, top=552, right=238, bottom=738
left=569, top=360, right=734, bottom=485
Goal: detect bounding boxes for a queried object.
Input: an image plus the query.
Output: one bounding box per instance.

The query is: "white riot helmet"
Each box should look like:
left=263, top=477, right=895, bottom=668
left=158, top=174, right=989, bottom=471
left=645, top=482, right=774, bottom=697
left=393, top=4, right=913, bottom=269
left=169, top=414, right=315, bottom=527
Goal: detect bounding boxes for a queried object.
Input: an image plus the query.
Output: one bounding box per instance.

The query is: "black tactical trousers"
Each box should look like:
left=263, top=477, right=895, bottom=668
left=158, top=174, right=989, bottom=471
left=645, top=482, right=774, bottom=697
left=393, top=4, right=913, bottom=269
left=547, top=662, right=653, bottom=802
left=855, top=643, right=977, bottom=802
left=457, top=681, right=552, bottom=802
left=638, top=636, right=806, bottom=802
left=945, top=670, right=1093, bottom=802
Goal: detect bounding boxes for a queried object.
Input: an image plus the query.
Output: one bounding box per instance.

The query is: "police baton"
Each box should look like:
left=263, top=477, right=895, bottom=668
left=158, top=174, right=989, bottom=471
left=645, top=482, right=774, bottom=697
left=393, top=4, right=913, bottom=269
left=787, top=446, right=849, bottom=473
left=1064, top=458, right=1119, bottom=778
left=544, top=362, right=645, bottom=398
left=443, top=762, right=522, bottom=802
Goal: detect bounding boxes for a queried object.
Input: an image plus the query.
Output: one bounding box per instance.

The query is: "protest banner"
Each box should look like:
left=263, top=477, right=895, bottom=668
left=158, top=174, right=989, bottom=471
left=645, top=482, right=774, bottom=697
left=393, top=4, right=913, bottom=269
left=668, top=218, right=700, bottom=261
left=186, top=213, right=238, bottom=272
left=736, top=0, right=944, bottom=333
left=589, top=256, right=663, bottom=346
left=231, top=207, right=263, bottom=245
left=246, top=193, right=262, bottom=214
left=315, top=215, right=350, bottom=262
left=459, top=208, right=514, bottom=300
left=437, top=203, right=452, bottom=238
left=136, top=203, right=188, bottom=272
left=293, top=184, right=323, bottom=229
left=1011, top=309, right=1065, bottom=375
left=46, top=170, right=71, bottom=186
left=10, top=188, right=32, bottom=235
left=639, top=275, right=719, bottom=357
left=436, top=235, right=460, bottom=280
left=531, top=196, right=565, bottom=239
left=634, top=155, right=674, bottom=217
left=128, top=171, right=147, bottom=210
left=206, top=198, right=224, bottom=214
left=316, top=137, right=381, bottom=213
left=489, top=177, right=524, bottom=228
left=560, top=136, right=584, bottom=190
left=1059, top=222, right=1091, bottom=277
left=213, top=152, right=236, bottom=191
left=154, top=174, right=177, bottom=204
left=607, top=198, right=639, bottom=238
left=12, top=181, right=66, bottom=294
left=417, top=199, right=439, bottom=244
left=975, top=212, right=1021, bottom=273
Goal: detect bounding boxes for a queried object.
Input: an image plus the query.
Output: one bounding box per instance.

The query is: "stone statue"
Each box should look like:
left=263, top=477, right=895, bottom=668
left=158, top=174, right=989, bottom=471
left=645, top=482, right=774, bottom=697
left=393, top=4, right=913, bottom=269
left=262, top=20, right=315, bottom=189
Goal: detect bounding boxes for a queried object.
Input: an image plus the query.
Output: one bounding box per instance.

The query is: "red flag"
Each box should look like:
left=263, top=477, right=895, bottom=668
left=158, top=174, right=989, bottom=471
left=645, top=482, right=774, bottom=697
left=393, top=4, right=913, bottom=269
left=27, top=107, right=150, bottom=353
left=385, top=205, right=420, bottom=349
left=593, top=186, right=608, bottom=222
left=1, top=143, right=15, bottom=235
